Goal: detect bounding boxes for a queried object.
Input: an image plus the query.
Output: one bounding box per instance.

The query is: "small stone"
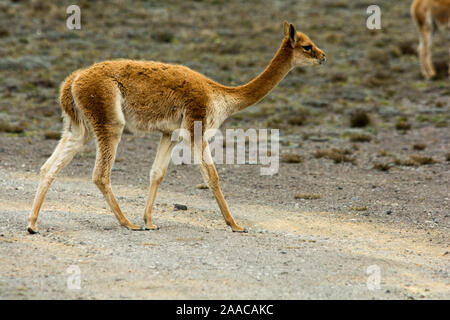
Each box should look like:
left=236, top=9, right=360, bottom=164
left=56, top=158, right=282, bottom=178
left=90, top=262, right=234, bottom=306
left=386, top=210, right=392, bottom=215
left=174, top=204, right=187, bottom=211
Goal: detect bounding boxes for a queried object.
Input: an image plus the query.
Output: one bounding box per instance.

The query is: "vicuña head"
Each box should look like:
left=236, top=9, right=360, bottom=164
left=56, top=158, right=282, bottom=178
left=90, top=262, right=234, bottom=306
left=27, top=21, right=326, bottom=234
left=283, top=21, right=326, bottom=67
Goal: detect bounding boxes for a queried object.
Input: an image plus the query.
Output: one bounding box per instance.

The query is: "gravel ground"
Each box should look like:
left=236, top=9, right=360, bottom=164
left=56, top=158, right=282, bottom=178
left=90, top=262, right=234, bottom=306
left=0, top=131, right=448, bottom=300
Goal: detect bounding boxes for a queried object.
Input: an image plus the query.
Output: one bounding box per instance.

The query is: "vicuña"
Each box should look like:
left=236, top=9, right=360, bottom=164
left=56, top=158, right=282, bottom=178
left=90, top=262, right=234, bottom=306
left=28, top=21, right=326, bottom=234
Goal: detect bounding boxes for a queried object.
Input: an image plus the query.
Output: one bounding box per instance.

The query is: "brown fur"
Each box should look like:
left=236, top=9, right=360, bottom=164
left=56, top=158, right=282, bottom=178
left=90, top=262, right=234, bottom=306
left=411, top=0, right=450, bottom=79
left=27, top=22, right=325, bottom=234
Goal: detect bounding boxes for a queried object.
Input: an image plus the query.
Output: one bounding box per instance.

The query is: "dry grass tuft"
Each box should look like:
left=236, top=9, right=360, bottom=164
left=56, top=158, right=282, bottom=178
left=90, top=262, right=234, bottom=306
left=0, top=121, right=24, bottom=134
left=394, top=158, right=416, bottom=167
left=395, top=118, right=411, bottom=131
left=349, top=133, right=372, bottom=143
left=412, top=143, right=426, bottom=151
left=151, top=31, right=175, bottom=43
left=394, top=155, right=438, bottom=166
left=409, top=155, right=437, bottom=165
left=351, top=206, right=368, bottom=211
left=314, top=148, right=355, bottom=164
left=44, top=131, right=60, bottom=140
left=330, top=72, right=347, bottom=83
left=287, top=116, right=306, bottom=126
left=373, top=162, right=391, bottom=171
left=349, top=110, right=371, bottom=128
left=396, top=40, right=416, bottom=56
left=281, top=153, right=304, bottom=164
left=295, top=193, right=322, bottom=200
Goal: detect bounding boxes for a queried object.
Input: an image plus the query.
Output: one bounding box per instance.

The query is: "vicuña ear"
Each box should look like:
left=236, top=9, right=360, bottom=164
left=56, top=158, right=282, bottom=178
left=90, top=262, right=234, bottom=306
left=283, top=21, right=290, bottom=36
left=289, top=24, right=297, bottom=48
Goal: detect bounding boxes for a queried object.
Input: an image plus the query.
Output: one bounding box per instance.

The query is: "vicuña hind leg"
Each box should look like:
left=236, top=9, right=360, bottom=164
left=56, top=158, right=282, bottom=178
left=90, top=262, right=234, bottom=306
left=198, top=140, right=247, bottom=233
left=28, top=124, right=90, bottom=234
left=92, top=126, right=143, bottom=231
left=143, top=133, right=177, bottom=230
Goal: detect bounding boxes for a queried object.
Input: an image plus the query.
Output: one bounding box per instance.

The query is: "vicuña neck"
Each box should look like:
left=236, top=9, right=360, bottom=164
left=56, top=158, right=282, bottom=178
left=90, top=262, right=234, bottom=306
left=219, top=38, right=294, bottom=115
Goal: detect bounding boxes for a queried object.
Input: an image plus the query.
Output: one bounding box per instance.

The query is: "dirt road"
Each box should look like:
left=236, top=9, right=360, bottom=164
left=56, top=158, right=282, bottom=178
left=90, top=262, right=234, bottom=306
left=0, top=133, right=448, bottom=299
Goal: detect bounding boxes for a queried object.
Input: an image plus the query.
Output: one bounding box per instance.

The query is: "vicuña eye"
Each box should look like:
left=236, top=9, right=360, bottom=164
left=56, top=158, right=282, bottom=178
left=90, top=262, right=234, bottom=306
left=302, top=45, right=312, bottom=51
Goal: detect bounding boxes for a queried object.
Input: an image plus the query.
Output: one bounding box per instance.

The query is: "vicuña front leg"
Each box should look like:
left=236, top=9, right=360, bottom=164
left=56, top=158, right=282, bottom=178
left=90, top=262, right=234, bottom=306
left=199, top=141, right=247, bottom=233
left=93, top=127, right=143, bottom=231
left=143, top=133, right=176, bottom=230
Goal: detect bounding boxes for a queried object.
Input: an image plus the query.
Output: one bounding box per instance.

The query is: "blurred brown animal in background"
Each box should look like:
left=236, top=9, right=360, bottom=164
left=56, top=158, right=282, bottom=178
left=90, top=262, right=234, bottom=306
left=411, top=0, right=450, bottom=79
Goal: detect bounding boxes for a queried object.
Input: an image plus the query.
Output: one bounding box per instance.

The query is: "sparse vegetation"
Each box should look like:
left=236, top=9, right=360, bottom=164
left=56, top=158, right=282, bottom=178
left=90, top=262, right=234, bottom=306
left=151, top=31, right=175, bottom=43
left=409, top=155, right=437, bottom=165
left=287, top=116, right=306, bottom=126
left=412, top=143, right=426, bottom=151
left=395, top=118, right=411, bottom=131
left=349, top=133, right=372, bottom=143
left=330, top=72, right=347, bottom=83
left=396, top=40, right=416, bottom=56
left=373, top=162, right=391, bottom=171
left=44, top=130, right=60, bottom=140
left=349, top=110, right=371, bottom=128
left=0, top=121, right=24, bottom=134
left=0, top=0, right=444, bottom=139
left=394, top=158, right=416, bottom=167
left=294, top=193, right=322, bottom=200
left=281, top=153, right=304, bottom=164
left=314, top=148, right=355, bottom=164
left=394, top=155, right=438, bottom=166
left=379, top=149, right=391, bottom=157
left=351, top=206, right=368, bottom=212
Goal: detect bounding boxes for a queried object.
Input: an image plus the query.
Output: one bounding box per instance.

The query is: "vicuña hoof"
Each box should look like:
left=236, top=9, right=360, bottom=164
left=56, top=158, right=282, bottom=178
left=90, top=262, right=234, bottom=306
left=143, top=224, right=160, bottom=231
left=123, top=223, right=147, bottom=231
left=27, top=226, right=39, bottom=234
left=232, top=227, right=248, bottom=233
